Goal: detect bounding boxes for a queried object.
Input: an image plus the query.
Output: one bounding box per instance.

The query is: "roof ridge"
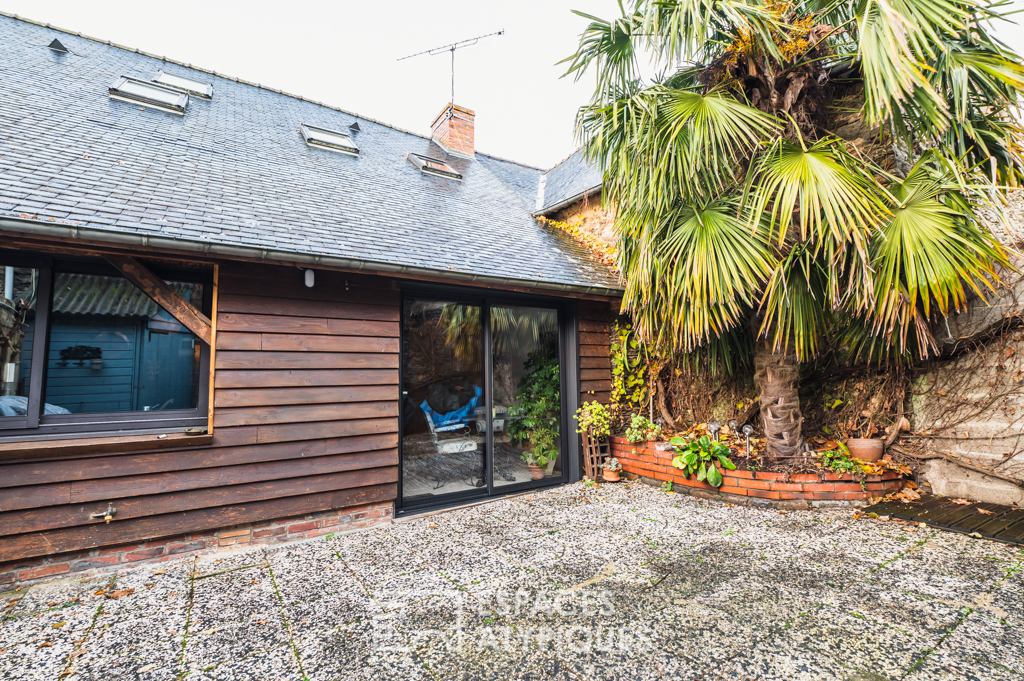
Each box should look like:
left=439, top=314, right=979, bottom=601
left=474, top=150, right=545, bottom=172
left=542, top=146, right=585, bottom=176
left=0, top=10, right=432, bottom=142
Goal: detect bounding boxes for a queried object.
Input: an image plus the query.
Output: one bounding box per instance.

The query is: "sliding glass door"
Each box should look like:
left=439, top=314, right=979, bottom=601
left=400, top=295, right=566, bottom=509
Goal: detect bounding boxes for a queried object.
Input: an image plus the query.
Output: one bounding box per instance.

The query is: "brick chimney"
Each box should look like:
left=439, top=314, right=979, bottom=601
left=430, top=104, right=475, bottom=157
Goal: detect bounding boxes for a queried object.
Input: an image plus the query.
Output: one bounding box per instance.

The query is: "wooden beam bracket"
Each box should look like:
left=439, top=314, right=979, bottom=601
left=105, top=255, right=213, bottom=345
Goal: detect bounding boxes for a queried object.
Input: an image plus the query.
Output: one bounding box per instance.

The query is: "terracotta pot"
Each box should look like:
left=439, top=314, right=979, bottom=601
left=528, top=465, right=544, bottom=481
left=847, top=438, right=884, bottom=462
left=603, top=469, right=621, bottom=482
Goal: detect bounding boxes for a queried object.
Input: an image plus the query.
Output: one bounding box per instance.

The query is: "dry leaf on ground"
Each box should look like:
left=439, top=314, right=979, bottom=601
left=105, top=588, right=135, bottom=600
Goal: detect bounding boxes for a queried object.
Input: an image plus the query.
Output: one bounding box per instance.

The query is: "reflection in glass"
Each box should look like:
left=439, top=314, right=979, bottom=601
left=41, top=272, right=202, bottom=414
left=401, top=299, right=486, bottom=502
left=491, top=306, right=561, bottom=487
left=0, top=265, right=36, bottom=418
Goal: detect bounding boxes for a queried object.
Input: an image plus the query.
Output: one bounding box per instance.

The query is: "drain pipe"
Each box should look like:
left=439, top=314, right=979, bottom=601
left=2, top=266, right=11, bottom=302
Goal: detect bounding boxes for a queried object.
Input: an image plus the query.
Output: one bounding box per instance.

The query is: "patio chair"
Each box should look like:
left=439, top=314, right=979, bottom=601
left=420, top=386, right=484, bottom=489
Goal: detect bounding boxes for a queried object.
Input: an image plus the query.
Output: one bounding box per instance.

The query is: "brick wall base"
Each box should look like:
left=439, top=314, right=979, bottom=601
left=610, top=437, right=905, bottom=510
left=0, top=502, right=392, bottom=592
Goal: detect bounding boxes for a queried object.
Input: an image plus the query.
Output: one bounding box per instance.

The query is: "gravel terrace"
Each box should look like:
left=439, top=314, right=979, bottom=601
left=2, top=482, right=1022, bottom=681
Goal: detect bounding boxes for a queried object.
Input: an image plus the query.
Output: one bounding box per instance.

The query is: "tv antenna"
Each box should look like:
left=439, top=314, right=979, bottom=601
left=398, top=30, right=504, bottom=106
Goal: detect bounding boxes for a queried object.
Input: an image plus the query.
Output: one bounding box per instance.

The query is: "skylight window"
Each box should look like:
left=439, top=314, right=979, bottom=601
left=300, top=124, right=359, bottom=156
left=109, top=77, right=188, bottom=115
left=408, top=153, right=462, bottom=181
left=155, top=71, right=213, bottom=99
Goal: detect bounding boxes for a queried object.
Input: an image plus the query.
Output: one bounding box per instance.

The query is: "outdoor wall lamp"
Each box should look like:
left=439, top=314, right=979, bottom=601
left=304, top=269, right=315, bottom=288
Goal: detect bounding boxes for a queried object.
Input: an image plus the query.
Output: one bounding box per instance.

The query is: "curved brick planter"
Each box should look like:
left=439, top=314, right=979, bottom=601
left=609, top=436, right=905, bottom=509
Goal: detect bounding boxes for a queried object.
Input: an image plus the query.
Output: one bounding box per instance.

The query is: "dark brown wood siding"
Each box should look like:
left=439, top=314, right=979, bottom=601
left=0, top=263, right=400, bottom=563
left=578, top=299, right=614, bottom=405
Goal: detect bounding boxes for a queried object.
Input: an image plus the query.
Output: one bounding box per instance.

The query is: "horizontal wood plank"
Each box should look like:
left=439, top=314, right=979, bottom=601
left=260, top=334, right=398, bottom=353
left=257, top=418, right=397, bottom=444
left=217, top=332, right=263, bottom=350
left=214, top=368, right=398, bottom=389
left=214, top=401, right=398, bottom=428
left=218, top=294, right=398, bottom=322
left=0, top=483, right=397, bottom=563
left=582, top=390, right=611, bottom=403
left=578, top=319, right=611, bottom=333
left=579, top=332, right=611, bottom=346
left=67, top=449, right=397, bottom=508
left=580, top=369, right=611, bottom=381
left=0, top=433, right=399, bottom=490
left=579, top=357, right=609, bottom=369
left=215, top=385, right=398, bottom=408
left=1, top=451, right=396, bottom=519
left=217, top=313, right=399, bottom=338
left=581, top=379, right=613, bottom=393
left=580, top=345, right=610, bottom=358
left=0, top=433, right=213, bottom=463
left=216, top=351, right=399, bottom=370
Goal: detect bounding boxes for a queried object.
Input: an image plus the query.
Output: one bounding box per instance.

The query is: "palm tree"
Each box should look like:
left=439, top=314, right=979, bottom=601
left=564, top=0, right=1024, bottom=459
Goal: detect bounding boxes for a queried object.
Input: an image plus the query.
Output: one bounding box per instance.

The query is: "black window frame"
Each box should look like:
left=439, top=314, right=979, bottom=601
left=0, top=250, right=213, bottom=439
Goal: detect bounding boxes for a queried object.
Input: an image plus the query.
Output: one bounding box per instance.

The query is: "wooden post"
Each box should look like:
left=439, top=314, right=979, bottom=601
left=105, top=255, right=213, bottom=346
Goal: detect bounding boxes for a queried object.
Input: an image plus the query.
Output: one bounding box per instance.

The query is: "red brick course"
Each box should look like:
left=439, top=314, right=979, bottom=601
left=0, top=502, right=393, bottom=591
left=609, top=436, right=905, bottom=508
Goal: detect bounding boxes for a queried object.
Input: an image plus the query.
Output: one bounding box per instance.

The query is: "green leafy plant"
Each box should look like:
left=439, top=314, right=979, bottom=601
left=575, top=401, right=612, bottom=440
left=659, top=481, right=673, bottom=493
left=626, top=414, right=662, bottom=443
left=817, top=445, right=859, bottom=475
left=601, top=457, right=622, bottom=472
left=521, top=429, right=557, bottom=469
left=670, top=435, right=736, bottom=488
left=507, top=343, right=560, bottom=467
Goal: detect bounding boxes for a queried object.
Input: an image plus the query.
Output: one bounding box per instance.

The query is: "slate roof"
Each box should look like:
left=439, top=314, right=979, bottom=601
left=536, top=148, right=603, bottom=215
left=0, top=14, right=620, bottom=295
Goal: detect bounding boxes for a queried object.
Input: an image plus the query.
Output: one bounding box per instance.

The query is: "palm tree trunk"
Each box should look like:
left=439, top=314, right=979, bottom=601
left=753, top=336, right=807, bottom=460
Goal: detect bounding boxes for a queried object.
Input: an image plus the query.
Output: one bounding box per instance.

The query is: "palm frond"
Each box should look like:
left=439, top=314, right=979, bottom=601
left=560, top=6, right=644, bottom=99
left=583, top=86, right=780, bottom=211
left=866, top=153, right=1011, bottom=358
left=619, top=196, right=775, bottom=351
left=758, top=245, right=832, bottom=360
left=854, top=0, right=976, bottom=129
left=744, top=137, right=889, bottom=281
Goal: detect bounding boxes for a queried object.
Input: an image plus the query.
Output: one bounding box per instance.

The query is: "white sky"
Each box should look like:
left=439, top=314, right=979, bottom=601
left=3, top=1, right=1024, bottom=169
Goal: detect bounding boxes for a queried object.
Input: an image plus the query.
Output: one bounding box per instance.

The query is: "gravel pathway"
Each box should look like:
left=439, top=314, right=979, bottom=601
left=2, top=481, right=1022, bottom=680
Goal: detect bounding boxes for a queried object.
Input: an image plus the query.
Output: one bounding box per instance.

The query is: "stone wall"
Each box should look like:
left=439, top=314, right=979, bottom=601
left=549, top=194, right=617, bottom=253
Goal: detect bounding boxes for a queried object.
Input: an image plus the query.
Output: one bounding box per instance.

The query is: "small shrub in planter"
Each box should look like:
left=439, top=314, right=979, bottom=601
left=601, top=457, right=622, bottom=482
left=626, top=414, right=661, bottom=443
left=670, top=435, right=735, bottom=488
left=521, top=445, right=554, bottom=481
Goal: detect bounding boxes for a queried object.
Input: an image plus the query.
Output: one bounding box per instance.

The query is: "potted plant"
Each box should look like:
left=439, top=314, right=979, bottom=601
left=626, top=414, right=662, bottom=443
left=507, top=345, right=561, bottom=476
left=521, top=441, right=554, bottom=480
left=601, top=457, right=622, bottom=482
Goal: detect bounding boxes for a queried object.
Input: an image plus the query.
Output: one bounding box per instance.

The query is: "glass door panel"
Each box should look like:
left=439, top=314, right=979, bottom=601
left=490, top=306, right=561, bottom=488
left=401, top=299, right=486, bottom=504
